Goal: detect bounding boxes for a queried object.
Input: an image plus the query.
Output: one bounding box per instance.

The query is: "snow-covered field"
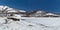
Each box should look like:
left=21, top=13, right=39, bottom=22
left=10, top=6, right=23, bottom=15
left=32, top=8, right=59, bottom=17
left=0, top=17, right=60, bottom=30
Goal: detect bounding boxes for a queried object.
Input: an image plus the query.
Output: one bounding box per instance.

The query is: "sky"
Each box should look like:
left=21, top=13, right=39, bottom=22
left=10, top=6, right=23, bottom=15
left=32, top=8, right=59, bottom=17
left=0, top=0, right=60, bottom=13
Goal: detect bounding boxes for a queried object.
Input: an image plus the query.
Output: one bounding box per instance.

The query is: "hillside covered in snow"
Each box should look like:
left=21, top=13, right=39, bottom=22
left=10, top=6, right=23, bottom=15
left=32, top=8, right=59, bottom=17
left=0, top=17, right=60, bottom=30
left=0, top=5, right=60, bottom=30
left=0, top=5, right=60, bottom=17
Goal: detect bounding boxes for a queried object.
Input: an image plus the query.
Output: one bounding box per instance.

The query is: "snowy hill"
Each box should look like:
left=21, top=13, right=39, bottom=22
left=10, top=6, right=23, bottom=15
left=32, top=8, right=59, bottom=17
left=0, top=5, right=26, bottom=13
left=0, top=5, right=59, bottom=17
left=0, top=5, right=26, bottom=17
left=0, top=17, right=60, bottom=30
left=0, top=5, right=60, bottom=30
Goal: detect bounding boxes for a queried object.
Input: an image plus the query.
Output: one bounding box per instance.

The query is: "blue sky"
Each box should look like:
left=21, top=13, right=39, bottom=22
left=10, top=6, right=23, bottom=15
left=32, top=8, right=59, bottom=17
left=0, top=0, right=60, bottom=13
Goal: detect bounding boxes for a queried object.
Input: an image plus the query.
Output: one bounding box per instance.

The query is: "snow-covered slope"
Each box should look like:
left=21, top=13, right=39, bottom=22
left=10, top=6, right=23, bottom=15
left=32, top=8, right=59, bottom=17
left=0, top=5, right=59, bottom=17
left=18, top=10, right=26, bottom=12
left=0, top=5, right=26, bottom=13
left=0, top=5, right=60, bottom=30
left=0, top=17, right=60, bottom=30
left=21, top=17, right=60, bottom=26
left=0, top=6, right=9, bottom=10
left=36, top=11, right=45, bottom=13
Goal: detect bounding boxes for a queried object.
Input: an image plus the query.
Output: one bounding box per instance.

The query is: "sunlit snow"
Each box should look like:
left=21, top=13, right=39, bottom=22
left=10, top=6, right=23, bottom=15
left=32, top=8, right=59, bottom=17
left=0, top=17, right=60, bottom=30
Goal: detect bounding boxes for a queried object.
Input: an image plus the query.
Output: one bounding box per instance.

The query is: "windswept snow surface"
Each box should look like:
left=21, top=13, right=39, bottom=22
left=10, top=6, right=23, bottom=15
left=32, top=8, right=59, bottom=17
left=0, top=17, right=60, bottom=30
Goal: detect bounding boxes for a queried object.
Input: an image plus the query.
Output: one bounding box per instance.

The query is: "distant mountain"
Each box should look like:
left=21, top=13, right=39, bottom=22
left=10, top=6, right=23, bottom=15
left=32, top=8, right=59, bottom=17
left=0, top=5, right=59, bottom=17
